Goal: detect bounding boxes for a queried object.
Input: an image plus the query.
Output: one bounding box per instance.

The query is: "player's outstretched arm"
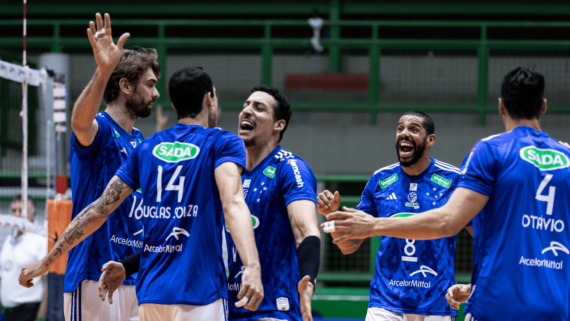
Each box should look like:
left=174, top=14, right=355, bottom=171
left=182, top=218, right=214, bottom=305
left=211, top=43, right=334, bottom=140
left=72, top=13, right=130, bottom=147
left=288, top=200, right=321, bottom=321
left=445, top=284, right=471, bottom=310
left=18, top=176, right=133, bottom=288
left=215, top=162, right=263, bottom=311
left=317, top=190, right=364, bottom=254
left=323, top=187, right=488, bottom=242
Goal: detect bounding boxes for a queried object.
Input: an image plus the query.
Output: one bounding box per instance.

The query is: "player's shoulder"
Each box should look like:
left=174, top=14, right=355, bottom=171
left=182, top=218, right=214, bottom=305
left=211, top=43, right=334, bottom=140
left=372, top=162, right=400, bottom=178
left=274, top=149, right=311, bottom=169
left=94, top=112, right=113, bottom=132
left=432, top=159, right=461, bottom=176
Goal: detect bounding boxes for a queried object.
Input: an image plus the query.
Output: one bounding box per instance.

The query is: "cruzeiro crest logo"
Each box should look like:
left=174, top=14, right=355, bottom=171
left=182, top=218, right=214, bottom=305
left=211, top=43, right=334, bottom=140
left=226, top=215, right=260, bottom=233
left=520, top=146, right=570, bottom=171
left=405, top=192, right=419, bottom=209
left=153, top=142, right=200, bottom=163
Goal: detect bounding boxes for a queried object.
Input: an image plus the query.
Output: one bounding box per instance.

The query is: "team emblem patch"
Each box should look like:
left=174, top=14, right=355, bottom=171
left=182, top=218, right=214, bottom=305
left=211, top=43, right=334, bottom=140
left=405, top=192, right=419, bottom=209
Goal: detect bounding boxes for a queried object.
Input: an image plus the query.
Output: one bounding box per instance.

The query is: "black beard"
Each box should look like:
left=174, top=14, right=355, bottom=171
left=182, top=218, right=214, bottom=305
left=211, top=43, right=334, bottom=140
left=396, top=137, right=426, bottom=167
left=126, top=90, right=153, bottom=119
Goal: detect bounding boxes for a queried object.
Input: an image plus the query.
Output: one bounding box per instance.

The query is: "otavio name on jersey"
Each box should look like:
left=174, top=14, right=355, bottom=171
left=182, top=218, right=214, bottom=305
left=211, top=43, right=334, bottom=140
left=458, top=126, right=570, bottom=321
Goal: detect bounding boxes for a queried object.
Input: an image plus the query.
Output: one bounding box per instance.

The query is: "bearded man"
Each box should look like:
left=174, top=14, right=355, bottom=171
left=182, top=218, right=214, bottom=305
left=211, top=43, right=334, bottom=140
left=318, top=111, right=473, bottom=321
left=62, top=13, right=159, bottom=321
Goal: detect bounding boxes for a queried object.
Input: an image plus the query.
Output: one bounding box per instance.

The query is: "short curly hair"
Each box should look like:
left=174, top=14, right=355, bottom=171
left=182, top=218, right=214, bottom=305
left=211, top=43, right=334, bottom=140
left=250, top=85, right=292, bottom=142
left=103, top=47, right=161, bottom=104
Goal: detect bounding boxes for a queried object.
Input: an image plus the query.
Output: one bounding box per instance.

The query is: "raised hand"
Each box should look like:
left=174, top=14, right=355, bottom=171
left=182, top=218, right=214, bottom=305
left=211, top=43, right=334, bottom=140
left=19, top=260, right=49, bottom=288
left=445, top=284, right=471, bottom=310
left=98, top=261, right=127, bottom=304
left=317, top=190, right=341, bottom=216
left=86, top=13, right=130, bottom=76
left=298, top=275, right=314, bottom=321
left=235, top=265, right=264, bottom=311
left=321, top=207, right=376, bottom=243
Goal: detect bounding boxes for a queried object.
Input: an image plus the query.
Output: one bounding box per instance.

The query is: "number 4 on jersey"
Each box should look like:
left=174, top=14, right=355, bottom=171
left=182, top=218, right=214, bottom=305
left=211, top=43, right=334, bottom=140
left=536, top=174, right=555, bottom=215
left=157, top=165, right=185, bottom=202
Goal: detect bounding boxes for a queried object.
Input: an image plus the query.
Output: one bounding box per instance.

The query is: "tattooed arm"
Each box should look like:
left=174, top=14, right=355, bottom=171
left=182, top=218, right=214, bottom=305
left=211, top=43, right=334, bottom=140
left=18, top=176, right=133, bottom=288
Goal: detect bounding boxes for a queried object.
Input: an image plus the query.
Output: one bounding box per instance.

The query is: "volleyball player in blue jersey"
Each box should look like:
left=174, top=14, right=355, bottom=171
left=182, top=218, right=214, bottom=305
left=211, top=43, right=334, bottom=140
left=322, top=68, right=570, bottom=321
left=20, top=67, right=263, bottom=321
left=17, top=13, right=160, bottom=321
left=319, top=111, right=472, bottom=321
left=97, top=85, right=322, bottom=321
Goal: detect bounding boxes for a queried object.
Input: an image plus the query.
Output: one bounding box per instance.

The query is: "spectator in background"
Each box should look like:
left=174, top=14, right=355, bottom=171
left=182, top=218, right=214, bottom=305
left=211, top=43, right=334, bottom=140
left=0, top=195, right=47, bottom=321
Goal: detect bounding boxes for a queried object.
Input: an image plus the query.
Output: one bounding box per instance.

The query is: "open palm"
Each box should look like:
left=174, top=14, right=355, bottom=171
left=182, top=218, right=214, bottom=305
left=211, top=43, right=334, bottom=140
left=86, top=13, right=130, bottom=75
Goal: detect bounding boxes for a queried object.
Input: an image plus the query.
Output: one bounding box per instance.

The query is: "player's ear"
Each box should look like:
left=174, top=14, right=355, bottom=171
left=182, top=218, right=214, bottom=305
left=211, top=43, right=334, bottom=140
left=498, top=98, right=507, bottom=116
left=427, top=134, right=436, bottom=148
left=274, top=119, right=286, bottom=132
left=203, top=92, right=213, bottom=110
left=539, top=98, right=547, bottom=116
left=119, top=78, right=133, bottom=95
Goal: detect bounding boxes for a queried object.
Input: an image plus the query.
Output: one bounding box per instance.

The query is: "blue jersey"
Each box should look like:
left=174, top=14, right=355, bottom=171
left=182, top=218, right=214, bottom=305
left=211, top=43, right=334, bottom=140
left=116, top=123, right=246, bottom=305
left=357, top=157, right=462, bottom=316
left=225, top=146, right=317, bottom=321
left=66, top=112, right=144, bottom=292
left=457, top=126, right=570, bottom=321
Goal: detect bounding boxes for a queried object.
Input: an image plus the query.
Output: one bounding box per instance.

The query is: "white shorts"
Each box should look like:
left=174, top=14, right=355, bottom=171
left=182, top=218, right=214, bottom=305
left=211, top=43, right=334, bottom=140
left=139, top=298, right=227, bottom=321
left=366, top=307, right=453, bottom=321
left=64, top=280, right=139, bottom=321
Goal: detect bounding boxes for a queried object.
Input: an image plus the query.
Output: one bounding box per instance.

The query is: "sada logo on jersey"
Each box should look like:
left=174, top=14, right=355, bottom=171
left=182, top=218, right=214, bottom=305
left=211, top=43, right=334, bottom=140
left=520, top=146, right=570, bottom=171
left=152, top=142, right=200, bottom=163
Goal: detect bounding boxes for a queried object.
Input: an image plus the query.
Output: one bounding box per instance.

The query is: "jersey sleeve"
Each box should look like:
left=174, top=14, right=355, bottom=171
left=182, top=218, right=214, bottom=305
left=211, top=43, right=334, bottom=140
left=115, top=146, right=141, bottom=192
left=213, top=132, right=246, bottom=170
left=356, top=175, right=378, bottom=217
left=70, top=116, right=109, bottom=160
left=278, top=159, right=317, bottom=206
left=457, top=141, right=497, bottom=197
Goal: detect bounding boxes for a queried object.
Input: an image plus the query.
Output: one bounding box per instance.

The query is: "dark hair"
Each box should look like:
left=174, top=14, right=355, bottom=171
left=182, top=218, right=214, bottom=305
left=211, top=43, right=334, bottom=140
left=401, top=111, right=434, bottom=135
left=169, top=67, right=214, bottom=119
left=501, top=67, right=545, bottom=120
left=251, top=85, right=292, bottom=142
left=12, top=194, right=36, bottom=209
left=103, top=47, right=161, bottom=104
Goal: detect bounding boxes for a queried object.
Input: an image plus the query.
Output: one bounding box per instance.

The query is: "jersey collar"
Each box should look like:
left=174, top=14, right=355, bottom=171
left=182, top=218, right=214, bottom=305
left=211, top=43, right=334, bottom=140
left=101, top=111, right=138, bottom=139
left=245, top=145, right=283, bottom=175
left=174, top=123, right=205, bottom=130
left=512, top=126, right=548, bottom=137
left=398, top=157, right=435, bottom=181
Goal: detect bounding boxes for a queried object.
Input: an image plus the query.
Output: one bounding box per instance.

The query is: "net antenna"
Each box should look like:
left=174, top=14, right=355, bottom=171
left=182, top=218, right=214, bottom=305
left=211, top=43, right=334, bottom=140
left=21, top=0, right=29, bottom=222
